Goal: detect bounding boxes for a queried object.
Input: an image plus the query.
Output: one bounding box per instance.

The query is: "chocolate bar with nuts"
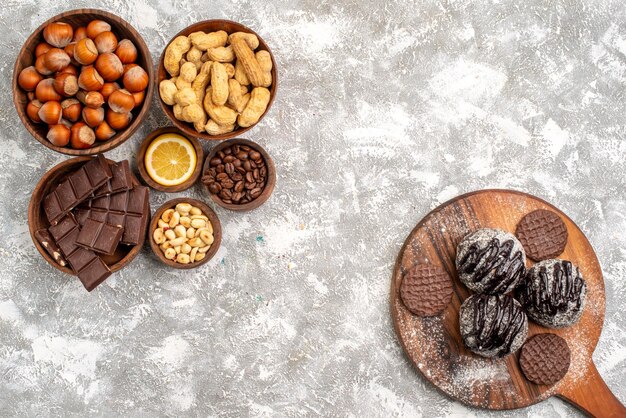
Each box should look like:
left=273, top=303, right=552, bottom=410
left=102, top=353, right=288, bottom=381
left=92, top=160, right=133, bottom=197
left=75, top=185, right=149, bottom=246
left=34, top=229, right=67, bottom=267
left=48, top=214, right=111, bottom=292
left=44, top=155, right=112, bottom=225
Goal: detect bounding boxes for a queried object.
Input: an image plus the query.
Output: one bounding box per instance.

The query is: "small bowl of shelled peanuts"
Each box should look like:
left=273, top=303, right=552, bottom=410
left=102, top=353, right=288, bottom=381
left=149, top=198, right=222, bottom=269
left=157, top=20, right=277, bottom=140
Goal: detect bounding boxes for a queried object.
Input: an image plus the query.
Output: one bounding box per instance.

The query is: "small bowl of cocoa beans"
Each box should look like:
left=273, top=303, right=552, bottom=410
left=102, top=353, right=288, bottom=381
left=12, top=9, right=154, bottom=155
left=201, top=138, right=276, bottom=211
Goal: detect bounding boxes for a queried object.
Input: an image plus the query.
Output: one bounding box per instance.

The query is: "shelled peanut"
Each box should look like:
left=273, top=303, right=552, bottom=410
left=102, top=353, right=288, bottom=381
left=159, top=30, right=272, bottom=134
left=17, top=19, right=149, bottom=149
left=152, top=203, right=214, bottom=264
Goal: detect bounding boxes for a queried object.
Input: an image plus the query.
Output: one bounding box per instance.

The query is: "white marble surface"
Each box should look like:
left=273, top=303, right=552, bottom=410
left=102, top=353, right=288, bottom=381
left=1, top=0, right=625, bottom=416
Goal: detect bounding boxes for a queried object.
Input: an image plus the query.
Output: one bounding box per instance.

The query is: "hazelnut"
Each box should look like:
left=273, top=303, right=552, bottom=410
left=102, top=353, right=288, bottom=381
left=123, top=63, right=138, bottom=75
left=18, top=66, right=43, bottom=91
left=43, top=48, right=70, bottom=72
left=61, top=98, right=82, bottom=122
left=64, top=42, right=77, bottom=63
left=115, top=39, right=137, bottom=64
left=35, top=78, right=62, bottom=102
left=86, top=20, right=111, bottom=39
left=84, top=91, right=105, bottom=108
left=26, top=100, right=43, bottom=123
left=75, top=90, right=87, bottom=104
left=94, top=31, right=118, bottom=54
left=99, top=82, right=120, bottom=100
left=123, top=65, right=149, bottom=92
left=106, top=109, right=132, bottom=130
left=37, top=100, right=62, bottom=125
left=132, top=90, right=145, bottom=108
left=53, top=73, right=79, bottom=97
left=70, top=122, right=95, bottom=149
left=72, top=26, right=88, bottom=42
left=108, top=89, right=135, bottom=113
left=43, top=22, right=73, bottom=48
left=35, top=42, right=52, bottom=58
left=95, top=121, right=116, bottom=141
left=46, top=124, right=70, bottom=146
left=74, top=38, right=98, bottom=65
left=56, top=64, right=78, bottom=76
left=82, top=106, right=105, bottom=127
left=78, top=66, right=104, bottom=91
left=35, top=55, right=54, bottom=76
left=95, top=52, right=123, bottom=81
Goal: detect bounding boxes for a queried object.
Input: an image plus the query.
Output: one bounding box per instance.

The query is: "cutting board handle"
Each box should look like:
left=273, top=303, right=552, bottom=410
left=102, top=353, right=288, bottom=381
left=558, top=361, right=625, bottom=418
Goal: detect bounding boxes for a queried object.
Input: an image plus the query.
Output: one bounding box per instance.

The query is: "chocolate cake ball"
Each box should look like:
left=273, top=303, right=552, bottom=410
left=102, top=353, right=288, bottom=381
left=517, top=259, right=586, bottom=328
left=456, top=228, right=527, bottom=294
left=459, top=294, right=528, bottom=358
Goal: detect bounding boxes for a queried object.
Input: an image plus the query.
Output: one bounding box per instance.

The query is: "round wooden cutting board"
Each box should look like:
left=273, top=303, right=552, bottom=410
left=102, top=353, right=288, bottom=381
left=391, top=189, right=625, bottom=417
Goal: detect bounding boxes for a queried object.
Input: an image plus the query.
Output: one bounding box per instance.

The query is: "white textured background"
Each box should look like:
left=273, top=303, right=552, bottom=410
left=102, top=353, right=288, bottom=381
left=1, top=0, right=625, bottom=416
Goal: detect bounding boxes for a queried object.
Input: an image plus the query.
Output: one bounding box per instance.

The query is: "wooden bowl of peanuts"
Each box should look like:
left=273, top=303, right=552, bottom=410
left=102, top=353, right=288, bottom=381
left=157, top=20, right=277, bottom=141
left=149, top=198, right=221, bottom=269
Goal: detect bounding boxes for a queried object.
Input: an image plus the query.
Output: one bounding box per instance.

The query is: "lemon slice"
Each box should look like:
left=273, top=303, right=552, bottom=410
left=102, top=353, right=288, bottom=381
left=144, top=133, right=196, bottom=186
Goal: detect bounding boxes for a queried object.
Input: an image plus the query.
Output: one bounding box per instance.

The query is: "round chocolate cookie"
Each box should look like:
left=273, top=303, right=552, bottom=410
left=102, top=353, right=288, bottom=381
left=517, top=259, right=586, bottom=328
left=519, top=333, right=571, bottom=385
left=400, top=265, right=453, bottom=316
left=459, top=293, right=528, bottom=358
left=516, top=209, right=568, bottom=261
left=456, top=228, right=526, bottom=294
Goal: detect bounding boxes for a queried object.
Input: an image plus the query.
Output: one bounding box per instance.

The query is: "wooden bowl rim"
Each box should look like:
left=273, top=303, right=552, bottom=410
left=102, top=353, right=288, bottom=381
left=136, top=126, right=205, bottom=192
left=148, top=197, right=222, bottom=269
left=390, top=188, right=606, bottom=410
left=28, top=156, right=147, bottom=275
left=156, top=19, right=278, bottom=141
left=13, top=8, right=155, bottom=156
left=201, top=138, right=276, bottom=211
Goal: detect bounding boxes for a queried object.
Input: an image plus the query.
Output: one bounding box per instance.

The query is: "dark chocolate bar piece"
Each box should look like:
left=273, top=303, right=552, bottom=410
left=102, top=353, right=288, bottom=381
left=65, top=247, right=111, bottom=291
left=34, top=229, right=67, bottom=267
left=77, top=185, right=150, bottom=245
left=93, top=160, right=133, bottom=197
left=88, top=185, right=148, bottom=214
left=76, top=218, right=124, bottom=255
left=48, top=214, right=111, bottom=292
left=44, top=155, right=113, bottom=225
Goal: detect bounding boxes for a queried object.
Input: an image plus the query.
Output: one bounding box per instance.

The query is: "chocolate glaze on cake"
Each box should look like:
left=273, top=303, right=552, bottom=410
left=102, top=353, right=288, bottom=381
left=518, top=259, right=586, bottom=328
left=459, top=293, right=528, bottom=358
left=456, top=228, right=526, bottom=294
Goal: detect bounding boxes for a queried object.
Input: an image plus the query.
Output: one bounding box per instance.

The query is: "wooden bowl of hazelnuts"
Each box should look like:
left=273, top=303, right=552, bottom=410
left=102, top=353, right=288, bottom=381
left=12, top=9, right=154, bottom=155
